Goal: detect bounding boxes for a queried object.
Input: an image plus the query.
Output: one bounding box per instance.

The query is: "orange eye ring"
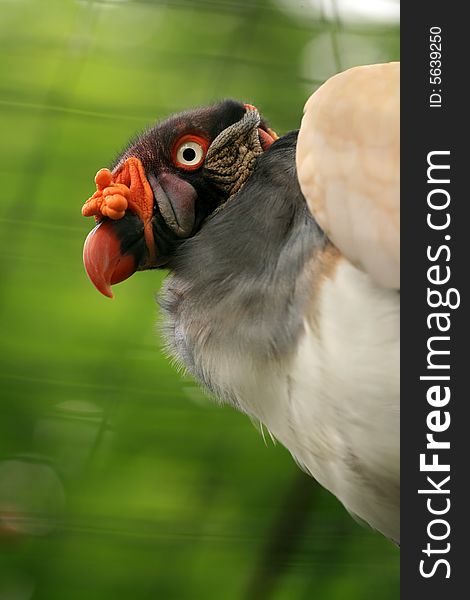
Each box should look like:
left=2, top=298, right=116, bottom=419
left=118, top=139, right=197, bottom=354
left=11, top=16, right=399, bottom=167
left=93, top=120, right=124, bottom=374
left=172, top=134, right=210, bottom=171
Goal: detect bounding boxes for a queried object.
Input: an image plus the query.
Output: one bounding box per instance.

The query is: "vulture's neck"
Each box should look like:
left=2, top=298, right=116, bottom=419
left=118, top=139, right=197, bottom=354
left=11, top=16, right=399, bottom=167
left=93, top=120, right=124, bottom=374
left=160, top=131, right=327, bottom=400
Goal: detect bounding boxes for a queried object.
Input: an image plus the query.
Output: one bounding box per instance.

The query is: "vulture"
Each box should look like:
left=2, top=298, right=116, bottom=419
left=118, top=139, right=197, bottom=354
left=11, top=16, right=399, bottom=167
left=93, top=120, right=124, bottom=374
left=81, top=63, right=400, bottom=543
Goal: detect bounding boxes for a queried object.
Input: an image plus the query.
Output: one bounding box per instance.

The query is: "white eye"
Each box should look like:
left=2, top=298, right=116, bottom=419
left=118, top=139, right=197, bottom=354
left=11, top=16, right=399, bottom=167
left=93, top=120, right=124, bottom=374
left=175, top=140, right=205, bottom=168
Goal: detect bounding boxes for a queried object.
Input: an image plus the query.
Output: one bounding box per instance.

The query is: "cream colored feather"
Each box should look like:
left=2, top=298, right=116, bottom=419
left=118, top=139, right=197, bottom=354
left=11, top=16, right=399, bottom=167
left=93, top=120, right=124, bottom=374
left=296, top=62, right=400, bottom=289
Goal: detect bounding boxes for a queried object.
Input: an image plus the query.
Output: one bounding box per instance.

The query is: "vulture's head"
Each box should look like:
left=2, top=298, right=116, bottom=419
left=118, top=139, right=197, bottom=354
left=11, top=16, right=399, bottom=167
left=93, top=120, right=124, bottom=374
left=82, top=100, right=278, bottom=297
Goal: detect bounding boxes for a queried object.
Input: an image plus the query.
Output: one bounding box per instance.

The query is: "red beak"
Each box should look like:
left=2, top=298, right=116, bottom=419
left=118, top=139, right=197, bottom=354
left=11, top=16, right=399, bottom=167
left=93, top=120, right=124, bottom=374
left=81, top=157, right=155, bottom=298
left=83, top=220, right=138, bottom=298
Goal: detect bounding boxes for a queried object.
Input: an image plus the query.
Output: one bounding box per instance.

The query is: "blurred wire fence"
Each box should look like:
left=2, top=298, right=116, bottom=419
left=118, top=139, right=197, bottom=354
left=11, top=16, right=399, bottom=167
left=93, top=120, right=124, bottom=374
left=0, top=1, right=399, bottom=599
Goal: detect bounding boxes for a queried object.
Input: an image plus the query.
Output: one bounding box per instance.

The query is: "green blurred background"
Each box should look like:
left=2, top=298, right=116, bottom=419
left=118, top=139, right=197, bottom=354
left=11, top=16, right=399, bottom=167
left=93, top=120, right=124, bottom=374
left=0, top=1, right=399, bottom=598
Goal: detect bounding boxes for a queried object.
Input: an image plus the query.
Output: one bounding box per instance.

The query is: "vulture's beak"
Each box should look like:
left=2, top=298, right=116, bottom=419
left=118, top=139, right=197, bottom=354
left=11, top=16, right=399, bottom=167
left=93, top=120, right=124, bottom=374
left=82, top=157, right=195, bottom=297
left=83, top=219, right=140, bottom=298
left=82, top=211, right=166, bottom=298
left=82, top=158, right=155, bottom=298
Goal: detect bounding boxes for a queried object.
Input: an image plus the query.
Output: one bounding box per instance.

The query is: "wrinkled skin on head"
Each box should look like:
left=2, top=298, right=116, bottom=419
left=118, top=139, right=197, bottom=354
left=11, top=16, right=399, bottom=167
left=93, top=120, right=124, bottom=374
left=81, top=100, right=277, bottom=297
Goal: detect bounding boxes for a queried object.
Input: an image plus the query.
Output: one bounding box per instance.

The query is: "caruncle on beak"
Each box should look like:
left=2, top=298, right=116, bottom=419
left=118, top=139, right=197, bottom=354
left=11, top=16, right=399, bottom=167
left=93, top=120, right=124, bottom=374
left=81, top=158, right=156, bottom=298
left=81, top=157, right=198, bottom=298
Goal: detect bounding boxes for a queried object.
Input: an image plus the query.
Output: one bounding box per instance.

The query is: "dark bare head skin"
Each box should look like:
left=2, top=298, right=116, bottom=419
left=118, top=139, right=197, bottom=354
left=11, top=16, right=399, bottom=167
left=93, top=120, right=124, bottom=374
left=82, top=100, right=278, bottom=294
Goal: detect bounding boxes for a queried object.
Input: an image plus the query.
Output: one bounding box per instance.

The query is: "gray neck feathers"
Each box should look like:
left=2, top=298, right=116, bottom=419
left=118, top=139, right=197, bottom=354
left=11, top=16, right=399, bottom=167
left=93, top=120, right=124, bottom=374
left=159, top=132, right=326, bottom=385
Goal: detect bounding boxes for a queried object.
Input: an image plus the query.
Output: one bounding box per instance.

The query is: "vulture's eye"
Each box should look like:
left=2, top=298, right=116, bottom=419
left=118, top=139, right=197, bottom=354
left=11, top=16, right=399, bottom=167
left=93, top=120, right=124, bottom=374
left=172, top=135, right=209, bottom=171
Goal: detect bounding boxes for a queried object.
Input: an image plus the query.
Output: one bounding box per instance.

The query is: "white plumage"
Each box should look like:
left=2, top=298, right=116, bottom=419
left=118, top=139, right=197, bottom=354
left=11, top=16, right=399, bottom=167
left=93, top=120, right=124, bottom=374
left=190, top=256, right=400, bottom=542
left=291, top=62, right=400, bottom=539
left=202, top=63, right=401, bottom=541
left=296, top=62, right=400, bottom=289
